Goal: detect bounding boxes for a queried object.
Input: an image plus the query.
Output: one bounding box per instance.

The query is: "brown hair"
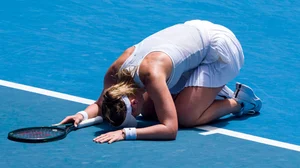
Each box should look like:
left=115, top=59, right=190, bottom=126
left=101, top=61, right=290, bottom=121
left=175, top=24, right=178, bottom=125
left=102, top=68, right=140, bottom=126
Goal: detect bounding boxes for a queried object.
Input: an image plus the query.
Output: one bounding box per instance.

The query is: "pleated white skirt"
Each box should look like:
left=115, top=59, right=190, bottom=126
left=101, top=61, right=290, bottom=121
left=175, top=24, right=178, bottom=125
left=183, top=20, right=244, bottom=88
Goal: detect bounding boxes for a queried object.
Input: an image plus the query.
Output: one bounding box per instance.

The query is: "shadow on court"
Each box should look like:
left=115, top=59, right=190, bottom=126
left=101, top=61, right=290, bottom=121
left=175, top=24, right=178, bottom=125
left=211, top=112, right=261, bottom=128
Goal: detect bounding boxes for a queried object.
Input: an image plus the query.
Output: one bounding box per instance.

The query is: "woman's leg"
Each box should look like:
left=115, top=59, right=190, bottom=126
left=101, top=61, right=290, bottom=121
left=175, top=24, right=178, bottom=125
left=141, top=92, right=180, bottom=120
left=175, top=86, right=241, bottom=127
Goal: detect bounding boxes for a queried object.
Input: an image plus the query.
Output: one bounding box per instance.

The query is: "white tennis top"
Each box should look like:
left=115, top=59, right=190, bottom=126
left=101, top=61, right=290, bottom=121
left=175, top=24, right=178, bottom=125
left=120, top=20, right=243, bottom=94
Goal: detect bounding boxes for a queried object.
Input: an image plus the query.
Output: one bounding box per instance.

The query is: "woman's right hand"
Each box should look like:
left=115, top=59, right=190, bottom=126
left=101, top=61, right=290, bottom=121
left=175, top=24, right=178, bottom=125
left=58, top=113, right=84, bottom=127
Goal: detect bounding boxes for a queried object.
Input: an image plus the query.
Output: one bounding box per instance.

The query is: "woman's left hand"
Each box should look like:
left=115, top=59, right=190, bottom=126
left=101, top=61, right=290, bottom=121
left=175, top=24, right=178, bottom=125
left=93, top=129, right=125, bottom=144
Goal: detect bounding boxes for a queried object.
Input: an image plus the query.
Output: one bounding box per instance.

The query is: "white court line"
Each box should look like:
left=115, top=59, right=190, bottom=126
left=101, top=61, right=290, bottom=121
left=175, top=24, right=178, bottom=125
left=0, top=79, right=95, bottom=105
left=197, top=126, right=300, bottom=152
left=1, top=79, right=299, bottom=152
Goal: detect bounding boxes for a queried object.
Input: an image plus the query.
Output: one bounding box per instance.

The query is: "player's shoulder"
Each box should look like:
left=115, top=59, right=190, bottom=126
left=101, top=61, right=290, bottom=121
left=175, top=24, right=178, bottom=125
left=110, top=46, right=135, bottom=72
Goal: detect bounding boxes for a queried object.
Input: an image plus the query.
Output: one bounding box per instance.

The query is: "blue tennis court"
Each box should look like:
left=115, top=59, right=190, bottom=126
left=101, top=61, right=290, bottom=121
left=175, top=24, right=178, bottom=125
left=1, top=0, right=299, bottom=167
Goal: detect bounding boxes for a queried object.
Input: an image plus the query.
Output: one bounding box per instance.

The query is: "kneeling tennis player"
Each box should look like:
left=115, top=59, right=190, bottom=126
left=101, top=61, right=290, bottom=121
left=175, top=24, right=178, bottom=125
left=59, top=19, right=262, bottom=143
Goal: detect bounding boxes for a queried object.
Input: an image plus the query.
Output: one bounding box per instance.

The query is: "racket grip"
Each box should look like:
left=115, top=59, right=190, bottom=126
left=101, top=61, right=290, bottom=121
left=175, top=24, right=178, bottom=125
left=77, top=116, right=103, bottom=128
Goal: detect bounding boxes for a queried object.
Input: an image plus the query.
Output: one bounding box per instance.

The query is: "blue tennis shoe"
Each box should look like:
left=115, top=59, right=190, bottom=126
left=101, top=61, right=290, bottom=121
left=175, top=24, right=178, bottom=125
left=233, top=82, right=262, bottom=116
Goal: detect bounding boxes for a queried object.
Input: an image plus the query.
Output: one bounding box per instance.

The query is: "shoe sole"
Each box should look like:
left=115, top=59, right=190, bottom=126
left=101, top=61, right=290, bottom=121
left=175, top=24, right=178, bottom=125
left=235, top=82, right=262, bottom=112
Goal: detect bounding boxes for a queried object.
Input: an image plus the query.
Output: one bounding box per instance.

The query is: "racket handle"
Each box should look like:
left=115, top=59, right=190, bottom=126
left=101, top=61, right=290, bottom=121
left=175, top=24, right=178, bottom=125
left=77, top=116, right=103, bottom=128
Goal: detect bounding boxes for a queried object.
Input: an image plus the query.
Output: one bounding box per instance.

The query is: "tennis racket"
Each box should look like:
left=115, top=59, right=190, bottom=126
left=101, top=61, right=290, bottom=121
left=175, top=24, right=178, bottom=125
left=7, top=116, right=103, bottom=143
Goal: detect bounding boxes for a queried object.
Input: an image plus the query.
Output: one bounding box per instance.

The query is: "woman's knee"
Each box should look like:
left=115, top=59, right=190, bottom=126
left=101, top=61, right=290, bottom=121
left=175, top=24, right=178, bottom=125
left=177, top=109, right=211, bottom=127
left=178, top=118, right=195, bottom=127
left=195, top=116, right=211, bottom=125
left=176, top=106, right=202, bottom=127
left=175, top=86, right=222, bottom=127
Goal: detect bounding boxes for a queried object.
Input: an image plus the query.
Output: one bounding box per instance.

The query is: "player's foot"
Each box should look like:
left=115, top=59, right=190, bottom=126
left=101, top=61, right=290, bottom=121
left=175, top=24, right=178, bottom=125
left=215, top=85, right=234, bottom=100
left=232, top=82, right=262, bottom=116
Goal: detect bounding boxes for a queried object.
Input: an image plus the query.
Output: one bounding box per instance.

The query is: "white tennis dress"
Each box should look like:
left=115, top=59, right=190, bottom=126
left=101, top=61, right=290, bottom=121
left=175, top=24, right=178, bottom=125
left=120, top=19, right=244, bottom=95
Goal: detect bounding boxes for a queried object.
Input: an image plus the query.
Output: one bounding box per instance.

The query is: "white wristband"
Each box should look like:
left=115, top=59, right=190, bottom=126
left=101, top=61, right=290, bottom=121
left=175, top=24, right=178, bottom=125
left=124, top=128, right=137, bottom=140
left=77, top=111, right=88, bottom=120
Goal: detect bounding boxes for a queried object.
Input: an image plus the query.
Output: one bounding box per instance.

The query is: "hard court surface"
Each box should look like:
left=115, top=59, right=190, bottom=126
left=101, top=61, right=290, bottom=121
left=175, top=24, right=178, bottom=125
left=0, top=1, right=299, bottom=167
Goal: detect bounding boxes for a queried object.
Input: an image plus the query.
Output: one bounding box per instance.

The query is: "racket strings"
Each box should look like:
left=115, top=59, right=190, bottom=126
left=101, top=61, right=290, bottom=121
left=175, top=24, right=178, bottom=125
left=11, top=128, right=65, bottom=139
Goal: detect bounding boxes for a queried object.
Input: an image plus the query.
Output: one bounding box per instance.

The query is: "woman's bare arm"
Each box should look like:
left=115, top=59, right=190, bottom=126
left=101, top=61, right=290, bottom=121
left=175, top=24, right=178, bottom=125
left=136, top=72, right=178, bottom=140
left=93, top=51, right=178, bottom=142
left=92, top=72, right=178, bottom=143
left=135, top=52, right=178, bottom=140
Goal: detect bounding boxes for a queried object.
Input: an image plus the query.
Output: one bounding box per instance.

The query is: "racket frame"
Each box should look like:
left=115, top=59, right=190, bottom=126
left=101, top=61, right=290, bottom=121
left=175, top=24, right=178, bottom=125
left=7, top=116, right=103, bottom=143
left=7, top=123, right=76, bottom=143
